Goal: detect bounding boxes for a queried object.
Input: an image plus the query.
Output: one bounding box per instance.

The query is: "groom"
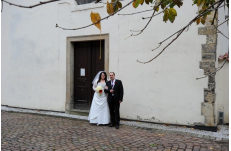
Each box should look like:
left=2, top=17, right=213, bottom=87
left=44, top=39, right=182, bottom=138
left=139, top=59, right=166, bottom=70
left=104, top=72, right=124, bottom=129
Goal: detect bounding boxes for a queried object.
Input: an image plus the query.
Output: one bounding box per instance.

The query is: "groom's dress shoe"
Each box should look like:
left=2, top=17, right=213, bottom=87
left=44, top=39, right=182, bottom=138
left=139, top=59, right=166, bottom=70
left=109, top=123, right=115, bottom=127
left=115, top=124, right=119, bottom=129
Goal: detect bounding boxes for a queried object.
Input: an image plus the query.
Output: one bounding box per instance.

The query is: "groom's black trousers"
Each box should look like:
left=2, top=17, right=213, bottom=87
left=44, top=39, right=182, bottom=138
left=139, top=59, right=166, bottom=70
left=109, top=96, right=120, bottom=125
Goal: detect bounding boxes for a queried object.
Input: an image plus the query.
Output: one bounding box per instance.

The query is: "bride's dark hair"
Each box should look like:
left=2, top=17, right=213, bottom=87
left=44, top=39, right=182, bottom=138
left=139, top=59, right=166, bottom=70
left=97, top=72, right=107, bottom=84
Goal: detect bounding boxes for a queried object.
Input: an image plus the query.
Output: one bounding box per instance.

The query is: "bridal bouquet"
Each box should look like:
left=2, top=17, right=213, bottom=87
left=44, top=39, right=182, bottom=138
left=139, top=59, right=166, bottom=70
left=96, top=86, right=103, bottom=95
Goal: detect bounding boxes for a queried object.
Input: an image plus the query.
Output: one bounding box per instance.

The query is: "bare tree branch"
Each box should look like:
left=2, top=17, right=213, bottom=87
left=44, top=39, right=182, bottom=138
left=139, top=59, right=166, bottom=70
left=211, top=1, right=223, bottom=25
left=216, top=27, right=229, bottom=39
left=142, top=10, right=164, bottom=19
left=137, top=27, right=186, bottom=64
left=130, top=0, right=164, bottom=36
left=56, top=0, right=134, bottom=30
left=142, top=2, right=173, bottom=20
left=2, top=0, right=60, bottom=9
left=137, top=0, right=223, bottom=63
left=118, top=0, right=172, bottom=16
left=215, top=17, right=229, bottom=28
left=118, top=9, right=153, bottom=16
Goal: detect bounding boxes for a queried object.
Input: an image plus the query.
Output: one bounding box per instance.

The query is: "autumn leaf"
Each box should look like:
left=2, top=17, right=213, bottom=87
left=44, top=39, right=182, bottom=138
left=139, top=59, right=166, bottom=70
left=118, top=1, right=122, bottom=8
left=90, top=12, right=101, bottom=30
left=201, top=18, right=205, bottom=24
left=154, top=6, right=159, bottom=12
left=197, top=0, right=202, bottom=6
left=174, top=0, right=183, bottom=8
left=161, top=3, right=166, bottom=9
left=145, top=0, right=149, bottom=5
left=133, top=0, right=141, bottom=8
left=140, top=0, right=144, bottom=5
left=107, top=1, right=114, bottom=15
left=196, top=18, right=201, bottom=25
left=168, top=8, right=177, bottom=23
left=113, top=1, right=119, bottom=11
left=163, top=8, right=169, bottom=22
left=169, top=8, right=177, bottom=16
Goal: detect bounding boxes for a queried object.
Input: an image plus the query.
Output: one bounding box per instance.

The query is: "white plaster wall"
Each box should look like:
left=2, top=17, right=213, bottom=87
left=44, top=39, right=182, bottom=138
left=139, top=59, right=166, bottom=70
left=215, top=6, right=229, bottom=124
left=2, top=0, right=208, bottom=125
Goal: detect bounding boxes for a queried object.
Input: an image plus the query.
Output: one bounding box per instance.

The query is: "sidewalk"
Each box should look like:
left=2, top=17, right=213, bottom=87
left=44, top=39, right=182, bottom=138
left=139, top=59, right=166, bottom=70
left=1, top=107, right=229, bottom=151
left=1, top=106, right=229, bottom=140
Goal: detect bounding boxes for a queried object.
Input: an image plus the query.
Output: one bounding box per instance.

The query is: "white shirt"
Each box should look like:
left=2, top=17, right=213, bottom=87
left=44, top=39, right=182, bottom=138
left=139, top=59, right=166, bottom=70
left=111, top=79, right=116, bottom=96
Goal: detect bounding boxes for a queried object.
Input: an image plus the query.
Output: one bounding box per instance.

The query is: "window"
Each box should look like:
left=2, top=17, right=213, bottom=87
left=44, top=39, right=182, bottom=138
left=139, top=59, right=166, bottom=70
left=75, top=0, right=95, bottom=5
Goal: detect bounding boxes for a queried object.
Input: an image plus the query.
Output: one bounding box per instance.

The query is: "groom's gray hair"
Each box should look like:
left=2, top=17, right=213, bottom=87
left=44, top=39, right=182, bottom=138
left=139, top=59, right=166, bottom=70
left=110, top=72, right=115, bottom=75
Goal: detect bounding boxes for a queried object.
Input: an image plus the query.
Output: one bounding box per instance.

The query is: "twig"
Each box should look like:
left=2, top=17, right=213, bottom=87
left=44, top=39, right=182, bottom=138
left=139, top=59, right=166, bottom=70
left=2, top=0, right=60, bottom=9
left=151, top=9, right=215, bottom=51
left=211, top=1, right=224, bottom=25
left=56, top=0, right=134, bottom=30
left=142, top=10, right=164, bottom=19
left=118, top=9, right=153, bottom=16
left=131, top=0, right=164, bottom=36
left=215, top=18, right=229, bottom=28
left=142, top=2, right=173, bottom=20
left=118, top=0, right=172, bottom=16
left=216, top=27, right=229, bottom=39
left=137, top=27, right=186, bottom=63
left=137, top=0, right=223, bottom=63
left=124, top=33, right=133, bottom=40
left=215, top=18, right=229, bottom=39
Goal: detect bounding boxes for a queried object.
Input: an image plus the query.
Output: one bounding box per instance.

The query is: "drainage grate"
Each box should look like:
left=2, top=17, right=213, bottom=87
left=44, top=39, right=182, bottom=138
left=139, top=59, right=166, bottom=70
left=218, top=111, right=224, bottom=125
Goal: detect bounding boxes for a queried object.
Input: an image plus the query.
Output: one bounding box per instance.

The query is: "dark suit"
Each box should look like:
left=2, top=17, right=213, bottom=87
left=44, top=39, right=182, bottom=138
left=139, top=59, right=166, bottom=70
left=104, top=79, right=124, bottom=125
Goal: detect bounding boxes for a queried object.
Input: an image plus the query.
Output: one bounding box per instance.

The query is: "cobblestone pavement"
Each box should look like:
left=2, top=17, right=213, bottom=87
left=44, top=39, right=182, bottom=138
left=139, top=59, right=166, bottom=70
left=1, top=111, right=229, bottom=151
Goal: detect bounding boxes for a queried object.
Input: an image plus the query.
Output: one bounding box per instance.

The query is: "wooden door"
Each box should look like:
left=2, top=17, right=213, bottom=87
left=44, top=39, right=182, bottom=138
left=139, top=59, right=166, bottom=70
left=74, top=40, right=104, bottom=110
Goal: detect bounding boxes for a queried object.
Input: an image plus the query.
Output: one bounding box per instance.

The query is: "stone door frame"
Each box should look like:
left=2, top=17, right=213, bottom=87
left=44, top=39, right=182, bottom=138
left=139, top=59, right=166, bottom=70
left=65, top=34, right=109, bottom=112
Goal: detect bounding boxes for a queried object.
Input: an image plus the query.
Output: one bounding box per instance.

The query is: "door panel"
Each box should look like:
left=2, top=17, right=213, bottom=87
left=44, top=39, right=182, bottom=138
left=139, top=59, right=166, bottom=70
left=74, top=40, right=105, bottom=110
left=91, top=41, right=105, bottom=103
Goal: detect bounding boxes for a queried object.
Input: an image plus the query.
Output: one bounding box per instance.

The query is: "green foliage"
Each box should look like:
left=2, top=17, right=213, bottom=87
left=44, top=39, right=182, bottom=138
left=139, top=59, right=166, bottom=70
left=104, top=0, right=227, bottom=26
left=163, top=8, right=177, bottom=23
left=106, top=0, right=123, bottom=14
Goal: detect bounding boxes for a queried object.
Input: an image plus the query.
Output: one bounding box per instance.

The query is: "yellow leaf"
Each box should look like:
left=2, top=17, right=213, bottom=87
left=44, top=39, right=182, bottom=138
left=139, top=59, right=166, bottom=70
left=118, top=1, right=122, bottom=8
left=140, top=0, right=144, bottom=5
left=145, top=0, right=149, bottom=4
left=107, top=1, right=114, bottom=15
left=201, top=18, right=205, bottom=25
left=154, top=6, right=159, bottom=12
left=132, top=0, right=136, bottom=8
left=197, top=0, right=201, bottom=6
left=196, top=18, right=201, bottom=25
left=90, top=12, right=101, bottom=30
left=163, top=8, right=169, bottom=22
left=169, top=8, right=177, bottom=16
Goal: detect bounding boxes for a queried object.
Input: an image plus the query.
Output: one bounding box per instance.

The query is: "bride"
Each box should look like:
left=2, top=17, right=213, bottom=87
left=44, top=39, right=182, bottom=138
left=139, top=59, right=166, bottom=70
left=88, top=71, right=110, bottom=125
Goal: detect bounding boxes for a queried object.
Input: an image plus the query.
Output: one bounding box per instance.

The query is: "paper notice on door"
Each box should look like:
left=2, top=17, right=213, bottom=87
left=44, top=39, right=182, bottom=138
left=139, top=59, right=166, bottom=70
left=80, top=68, right=85, bottom=76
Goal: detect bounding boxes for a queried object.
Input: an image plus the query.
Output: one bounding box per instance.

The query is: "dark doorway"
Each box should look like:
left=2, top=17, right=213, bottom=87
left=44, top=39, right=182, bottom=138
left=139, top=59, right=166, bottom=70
left=74, top=40, right=105, bottom=110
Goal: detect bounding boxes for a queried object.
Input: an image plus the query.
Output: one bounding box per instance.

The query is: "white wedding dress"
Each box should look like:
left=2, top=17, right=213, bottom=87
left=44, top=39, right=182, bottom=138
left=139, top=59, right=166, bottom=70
left=88, top=81, right=110, bottom=125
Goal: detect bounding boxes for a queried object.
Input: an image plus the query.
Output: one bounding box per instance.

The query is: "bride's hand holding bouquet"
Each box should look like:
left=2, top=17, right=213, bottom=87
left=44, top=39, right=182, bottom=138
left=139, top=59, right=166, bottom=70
left=96, top=86, right=103, bottom=95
